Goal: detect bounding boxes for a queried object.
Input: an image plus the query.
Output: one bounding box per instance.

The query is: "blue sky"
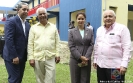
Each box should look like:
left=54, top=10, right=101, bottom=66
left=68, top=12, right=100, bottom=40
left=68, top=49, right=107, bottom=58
left=0, top=0, right=19, bottom=7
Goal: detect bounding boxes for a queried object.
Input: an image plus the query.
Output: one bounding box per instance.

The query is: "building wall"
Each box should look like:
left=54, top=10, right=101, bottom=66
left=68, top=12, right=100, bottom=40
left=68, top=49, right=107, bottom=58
left=127, top=0, right=133, bottom=4
left=128, top=11, right=133, bottom=20
left=48, top=17, right=56, bottom=25
left=60, top=0, right=102, bottom=41
left=29, top=2, right=32, bottom=9
left=34, top=0, right=38, bottom=7
left=71, top=9, right=85, bottom=27
left=40, top=0, right=46, bottom=3
left=0, top=25, right=4, bottom=29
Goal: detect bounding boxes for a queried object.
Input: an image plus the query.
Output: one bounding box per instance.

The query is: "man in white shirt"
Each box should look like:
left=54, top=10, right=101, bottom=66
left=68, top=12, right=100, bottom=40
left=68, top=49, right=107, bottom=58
left=87, top=22, right=94, bottom=32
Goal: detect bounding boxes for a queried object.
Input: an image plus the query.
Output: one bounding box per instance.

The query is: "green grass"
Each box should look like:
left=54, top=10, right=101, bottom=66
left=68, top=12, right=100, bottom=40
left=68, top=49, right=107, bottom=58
left=0, top=62, right=70, bottom=83
left=0, top=59, right=133, bottom=83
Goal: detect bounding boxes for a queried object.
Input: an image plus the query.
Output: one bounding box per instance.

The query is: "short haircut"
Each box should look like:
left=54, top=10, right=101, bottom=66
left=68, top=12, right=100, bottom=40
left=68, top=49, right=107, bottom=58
left=87, top=22, right=90, bottom=25
left=17, top=2, right=28, bottom=11
left=36, top=7, right=47, bottom=16
left=103, top=10, right=116, bottom=17
left=71, top=21, right=75, bottom=24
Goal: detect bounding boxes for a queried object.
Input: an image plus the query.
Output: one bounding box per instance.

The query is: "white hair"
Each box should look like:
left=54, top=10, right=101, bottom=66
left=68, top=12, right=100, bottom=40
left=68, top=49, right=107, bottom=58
left=36, top=7, right=47, bottom=16
left=103, top=10, right=116, bottom=17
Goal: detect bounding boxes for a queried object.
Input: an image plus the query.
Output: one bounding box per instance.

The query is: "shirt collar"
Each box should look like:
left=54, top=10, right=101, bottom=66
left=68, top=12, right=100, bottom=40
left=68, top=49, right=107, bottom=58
left=104, top=22, right=116, bottom=30
left=37, top=22, right=50, bottom=26
left=18, top=14, right=26, bottom=23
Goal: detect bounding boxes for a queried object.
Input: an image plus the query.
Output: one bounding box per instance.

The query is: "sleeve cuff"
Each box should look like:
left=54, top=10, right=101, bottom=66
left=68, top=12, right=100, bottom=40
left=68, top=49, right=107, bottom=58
left=28, top=56, right=34, bottom=60
left=93, top=58, right=97, bottom=63
left=121, top=60, right=128, bottom=68
left=55, top=53, right=59, bottom=57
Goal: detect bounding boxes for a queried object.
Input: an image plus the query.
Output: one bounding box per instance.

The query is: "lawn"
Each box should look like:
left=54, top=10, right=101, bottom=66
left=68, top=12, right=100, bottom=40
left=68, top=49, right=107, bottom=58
left=0, top=58, right=133, bottom=83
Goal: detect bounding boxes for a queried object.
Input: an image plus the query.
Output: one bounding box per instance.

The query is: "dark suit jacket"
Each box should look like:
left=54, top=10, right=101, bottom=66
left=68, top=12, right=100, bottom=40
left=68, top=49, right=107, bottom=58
left=68, top=27, right=94, bottom=62
left=2, top=15, right=30, bottom=62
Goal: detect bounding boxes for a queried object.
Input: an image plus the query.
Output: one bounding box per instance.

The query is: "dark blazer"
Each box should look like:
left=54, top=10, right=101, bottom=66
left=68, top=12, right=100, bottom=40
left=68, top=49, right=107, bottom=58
left=2, top=15, right=30, bottom=62
left=68, top=27, right=94, bottom=62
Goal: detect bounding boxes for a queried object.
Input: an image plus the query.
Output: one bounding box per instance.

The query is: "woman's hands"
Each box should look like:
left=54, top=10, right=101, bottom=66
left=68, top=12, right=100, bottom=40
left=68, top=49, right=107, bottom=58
left=78, top=56, right=89, bottom=67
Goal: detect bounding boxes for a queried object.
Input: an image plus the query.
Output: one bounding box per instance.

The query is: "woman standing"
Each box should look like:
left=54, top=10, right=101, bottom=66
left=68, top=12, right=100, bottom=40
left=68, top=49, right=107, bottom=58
left=68, top=12, right=94, bottom=83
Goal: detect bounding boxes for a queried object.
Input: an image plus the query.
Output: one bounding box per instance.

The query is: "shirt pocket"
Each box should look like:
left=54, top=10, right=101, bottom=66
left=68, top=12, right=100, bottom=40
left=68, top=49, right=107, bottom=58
left=108, top=35, right=120, bottom=44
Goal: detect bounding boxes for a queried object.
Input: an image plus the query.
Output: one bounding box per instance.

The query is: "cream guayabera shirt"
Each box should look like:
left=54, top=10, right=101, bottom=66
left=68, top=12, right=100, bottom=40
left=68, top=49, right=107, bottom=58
left=28, top=22, right=60, bottom=61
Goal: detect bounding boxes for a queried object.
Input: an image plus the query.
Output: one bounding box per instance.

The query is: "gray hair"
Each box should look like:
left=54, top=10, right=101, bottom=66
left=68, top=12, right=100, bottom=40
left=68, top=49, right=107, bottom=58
left=36, top=7, right=47, bottom=16
left=103, top=10, right=116, bottom=17
left=16, top=2, right=28, bottom=11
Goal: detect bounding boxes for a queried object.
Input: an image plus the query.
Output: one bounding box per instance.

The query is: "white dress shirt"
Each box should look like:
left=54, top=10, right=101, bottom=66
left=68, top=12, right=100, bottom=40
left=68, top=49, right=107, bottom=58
left=18, top=15, right=26, bottom=36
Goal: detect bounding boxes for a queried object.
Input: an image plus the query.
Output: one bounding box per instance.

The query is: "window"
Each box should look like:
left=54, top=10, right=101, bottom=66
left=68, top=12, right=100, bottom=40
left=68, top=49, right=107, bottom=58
left=109, top=6, right=117, bottom=14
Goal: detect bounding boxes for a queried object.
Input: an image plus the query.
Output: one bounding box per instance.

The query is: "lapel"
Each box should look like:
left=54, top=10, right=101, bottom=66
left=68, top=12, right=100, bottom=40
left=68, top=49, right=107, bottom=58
left=16, top=15, right=26, bottom=38
left=25, top=22, right=28, bottom=38
left=74, top=27, right=90, bottom=44
left=74, top=27, right=83, bottom=44
left=82, top=27, right=89, bottom=43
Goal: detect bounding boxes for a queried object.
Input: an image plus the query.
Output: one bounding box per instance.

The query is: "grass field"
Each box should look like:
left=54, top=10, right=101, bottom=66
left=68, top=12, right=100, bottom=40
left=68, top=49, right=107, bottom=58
left=0, top=58, right=133, bottom=83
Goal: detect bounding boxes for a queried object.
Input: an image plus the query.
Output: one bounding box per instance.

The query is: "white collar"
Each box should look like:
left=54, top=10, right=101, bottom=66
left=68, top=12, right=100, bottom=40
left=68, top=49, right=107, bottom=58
left=18, top=14, right=26, bottom=23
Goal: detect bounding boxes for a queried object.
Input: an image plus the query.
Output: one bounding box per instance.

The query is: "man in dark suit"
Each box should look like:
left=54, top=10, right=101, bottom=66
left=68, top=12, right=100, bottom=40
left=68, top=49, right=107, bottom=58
left=2, top=2, right=30, bottom=83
